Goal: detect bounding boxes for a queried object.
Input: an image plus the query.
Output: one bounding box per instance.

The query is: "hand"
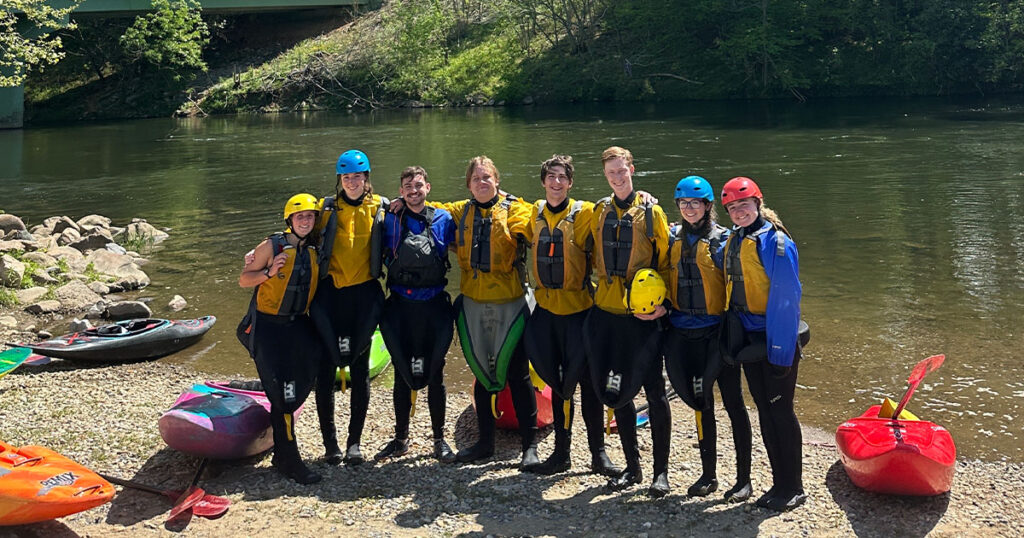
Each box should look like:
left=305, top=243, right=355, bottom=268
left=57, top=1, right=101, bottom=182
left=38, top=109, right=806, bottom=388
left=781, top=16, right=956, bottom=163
left=267, top=252, right=288, bottom=277
left=388, top=198, right=406, bottom=213
left=244, top=249, right=256, bottom=266
left=636, top=190, right=659, bottom=205
left=770, top=364, right=791, bottom=379
left=634, top=304, right=667, bottom=321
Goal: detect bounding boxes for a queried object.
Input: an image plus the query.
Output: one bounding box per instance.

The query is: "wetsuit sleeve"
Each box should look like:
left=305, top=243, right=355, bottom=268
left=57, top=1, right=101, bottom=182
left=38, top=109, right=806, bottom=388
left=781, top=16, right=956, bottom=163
left=652, top=205, right=672, bottom=281
left=434, top=208, right=457, bottom=249
left=382, top=213, right=400, bottom=263
left=762, top=230, right=801, bottom=367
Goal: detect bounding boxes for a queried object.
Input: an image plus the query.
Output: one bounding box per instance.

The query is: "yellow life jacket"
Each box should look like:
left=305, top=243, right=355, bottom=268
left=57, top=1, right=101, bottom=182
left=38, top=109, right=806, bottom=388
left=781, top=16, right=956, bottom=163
left=667, top=225, right=727, bottom=316
left=724, top=225, right=780, bottom=315
left=531, top=199, right=590, bottom=292
left=455, top=195, right=526, bottom=281
left=256, top=233, right=319, bottom=316
left=592, top=197, right=656, bottom=285
left=317, top=193, right=386, bottom=288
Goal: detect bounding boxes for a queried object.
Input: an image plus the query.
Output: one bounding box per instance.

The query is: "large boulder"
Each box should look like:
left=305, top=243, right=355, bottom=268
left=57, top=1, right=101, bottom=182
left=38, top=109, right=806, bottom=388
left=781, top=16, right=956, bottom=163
left=77, top=215, right=111, bottom=230
left=21, top=251, right=56, bottom=267
left=0, top=254, right=25, bottom=287
left=0, top=214, right=26, bottom=234
left=4, top=230, right=34, bottom=242
left=51, top=216, right=81, bottom=235
left=105, top=301, right=152, bottom=320
left=0, top=315, right=17, bottom=329
left=15, top=287, right=48, bottom=304
left=48, top=246, right=88, bottom=272
left=25, top=300, right=61, bottom=314
left=123, top=220, right=168, bottom=245
left=57, top=227, right=81, bottom=246
left=30, top=268, right=58, bottom=285
left=68, top=228, right=114, bottom=253
left=0, top=240, right=25, bottom=254
left=85, top=249, right=150, bottom=289
left=168, top=295, right=187, bottom=311
left=54, top=280, right=104, bottom=310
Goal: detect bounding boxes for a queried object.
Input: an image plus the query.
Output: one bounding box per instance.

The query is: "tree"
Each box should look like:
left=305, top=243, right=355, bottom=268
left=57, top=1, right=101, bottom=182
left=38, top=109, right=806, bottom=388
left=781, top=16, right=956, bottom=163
left=0, top=0, right=80, bottom=87
left=119, top=0, right=209, bottom=82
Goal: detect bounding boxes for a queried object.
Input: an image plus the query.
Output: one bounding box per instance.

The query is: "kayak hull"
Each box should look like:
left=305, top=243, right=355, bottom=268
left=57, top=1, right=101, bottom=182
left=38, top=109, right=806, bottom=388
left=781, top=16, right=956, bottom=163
left=0, top=348, right=30, bottom=379
left=23, top=317, right=216, bottom=362
left=159, top=381, right=303, bottom=460
left=470, top=382, right=554, bottom=430
left=0, top=440, right=114, bottom=526
left=835, top=405, right=956, bottom=496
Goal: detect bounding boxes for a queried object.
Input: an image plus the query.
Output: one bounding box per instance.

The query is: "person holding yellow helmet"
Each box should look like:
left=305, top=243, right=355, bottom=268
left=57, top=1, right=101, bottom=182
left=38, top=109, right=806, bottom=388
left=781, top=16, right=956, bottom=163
left=584, top=146, right=673, bottom=497
left=520, top=154, right=623, bottom=477
left=308, top=149, right=389, bottom=466
left=662, top=175, right=753, bottom=503
left=239, top=193, right=323, bottom=484
left=719, top=176, right=805, bottom=511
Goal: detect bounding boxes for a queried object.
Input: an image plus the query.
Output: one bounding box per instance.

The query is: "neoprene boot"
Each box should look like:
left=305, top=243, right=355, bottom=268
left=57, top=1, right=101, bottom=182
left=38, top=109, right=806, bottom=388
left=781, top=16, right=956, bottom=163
left=688, top=434, right=719, bottom=497
left=433, top=439, right=456, bottom=463
left=457, top=397, right=496, bottom=463
left=343, top=443, right=364, bottom=465
left=271, top=413, right=321, bottom=485
left=606, top=465, right=643, bottom=491
left=723, top=481, right=753, bottom=502
left=756, top=488, right=806, bottom=512
left=374, top=439, right=409, bottom=461
left=648, top=472, right=670, bottom=498
left=519, top=443, right=541, bottom=472
left=590, top=448, right=623, bottom=477
left=532, top=429, right=571, bottom=475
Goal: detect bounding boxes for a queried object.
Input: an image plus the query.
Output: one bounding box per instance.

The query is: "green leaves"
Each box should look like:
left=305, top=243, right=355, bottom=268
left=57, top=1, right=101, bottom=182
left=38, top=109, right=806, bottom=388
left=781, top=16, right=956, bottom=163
left=119, top=0, right=209, bottom=82
left=0, top=0, right=80, bottom=87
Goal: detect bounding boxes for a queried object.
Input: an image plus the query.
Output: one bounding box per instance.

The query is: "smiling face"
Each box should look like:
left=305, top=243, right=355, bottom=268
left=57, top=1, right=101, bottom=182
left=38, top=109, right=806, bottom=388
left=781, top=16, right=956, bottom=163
left=400, top=173, right=431, bottom=211
left=603, top=157, right=635, bottom=199
left=468, top=163, right=499, bottom=203
left=289, top=210, right=318, bottom=236
left=677, top=198, right=709, bottom=225
left=724, top=197, right=760, bottom=228
left=542, top=164, right=572, bottom=206
left=338, top=171, right=369, bottom=200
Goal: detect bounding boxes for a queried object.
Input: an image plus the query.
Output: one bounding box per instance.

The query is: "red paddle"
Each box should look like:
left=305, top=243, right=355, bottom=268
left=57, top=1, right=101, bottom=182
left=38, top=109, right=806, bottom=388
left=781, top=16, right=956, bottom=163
left=891, top=354, right=945, bottom=420
left=166, top=459, right=210, bottom=521
left=99, top=471, right=230, bottom=518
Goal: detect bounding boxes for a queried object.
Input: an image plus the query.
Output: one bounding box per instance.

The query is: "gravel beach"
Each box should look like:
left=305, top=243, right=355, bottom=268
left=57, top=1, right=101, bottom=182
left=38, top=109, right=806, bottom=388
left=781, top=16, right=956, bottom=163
left=1, top=355, right=1021, bottom=538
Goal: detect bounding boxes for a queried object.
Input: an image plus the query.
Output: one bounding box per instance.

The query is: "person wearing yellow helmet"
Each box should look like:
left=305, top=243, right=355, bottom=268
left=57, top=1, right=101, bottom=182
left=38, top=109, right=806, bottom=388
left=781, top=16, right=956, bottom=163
left=520, top=155, right=623, bottom=477
left=239, top=193, right=322, bottom=484
left=584, top=146, right=673, bottom=497
left=662, top=176, right=753, bottom=503
left=308, top=149, right=389, bottom=467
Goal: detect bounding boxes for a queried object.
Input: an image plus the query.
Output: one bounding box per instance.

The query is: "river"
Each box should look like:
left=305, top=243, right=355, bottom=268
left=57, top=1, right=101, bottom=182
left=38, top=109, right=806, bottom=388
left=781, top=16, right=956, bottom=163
left=3, top=99, right=1023, bottom=461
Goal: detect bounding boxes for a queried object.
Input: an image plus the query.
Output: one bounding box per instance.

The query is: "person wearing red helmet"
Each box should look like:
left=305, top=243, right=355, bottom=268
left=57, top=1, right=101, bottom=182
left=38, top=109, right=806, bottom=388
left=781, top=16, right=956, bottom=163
left=719, top=176, right=805, bottom=511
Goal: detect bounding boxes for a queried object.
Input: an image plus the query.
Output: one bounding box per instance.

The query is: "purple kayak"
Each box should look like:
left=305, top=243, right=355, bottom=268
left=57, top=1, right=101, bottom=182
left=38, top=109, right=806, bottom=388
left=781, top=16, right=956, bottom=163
left=158, top=381, right=303, bottom=460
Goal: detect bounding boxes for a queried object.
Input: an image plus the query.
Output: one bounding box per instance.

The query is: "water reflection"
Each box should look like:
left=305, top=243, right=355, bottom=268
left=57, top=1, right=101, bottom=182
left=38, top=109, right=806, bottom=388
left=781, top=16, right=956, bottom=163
left=4, top=99, right=1024, bottom=461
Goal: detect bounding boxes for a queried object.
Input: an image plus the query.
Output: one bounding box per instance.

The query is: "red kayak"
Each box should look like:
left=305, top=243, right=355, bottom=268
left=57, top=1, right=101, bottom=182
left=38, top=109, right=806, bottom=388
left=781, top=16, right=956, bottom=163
left=472, top=381, right=554, bottom=430
left=835, top=403, right=956, bottom=496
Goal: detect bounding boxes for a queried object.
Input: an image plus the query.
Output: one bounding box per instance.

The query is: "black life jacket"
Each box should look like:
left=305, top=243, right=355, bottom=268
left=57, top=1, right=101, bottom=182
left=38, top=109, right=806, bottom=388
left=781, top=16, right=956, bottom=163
left=386, top=207, right=450, bottom=289
left=671, top=224, right=727, bottom=316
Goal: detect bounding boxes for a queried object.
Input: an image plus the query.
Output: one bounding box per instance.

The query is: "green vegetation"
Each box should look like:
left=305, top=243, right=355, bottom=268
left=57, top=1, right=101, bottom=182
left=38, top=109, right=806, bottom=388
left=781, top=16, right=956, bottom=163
left=0, top=287, right=16, bottom=307
left=0, top=0, right=81, bottom=87
left=24, top=1, right=1024, bottom=120
left=119, top=0, right=209, bottom=83
left=120, top=234, right=155, bottom=256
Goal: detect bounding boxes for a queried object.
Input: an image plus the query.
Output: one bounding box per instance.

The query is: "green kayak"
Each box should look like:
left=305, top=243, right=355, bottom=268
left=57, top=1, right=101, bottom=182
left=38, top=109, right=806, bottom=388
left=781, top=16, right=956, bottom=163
left=0, top=348, right=30, bottom=380
left=336, top=329, right=391, bottom=383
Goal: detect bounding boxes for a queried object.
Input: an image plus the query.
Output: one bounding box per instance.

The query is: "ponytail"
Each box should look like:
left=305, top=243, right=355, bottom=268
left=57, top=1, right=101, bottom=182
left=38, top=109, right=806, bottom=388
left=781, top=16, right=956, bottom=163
left=760, top=204, right=792, bottom=239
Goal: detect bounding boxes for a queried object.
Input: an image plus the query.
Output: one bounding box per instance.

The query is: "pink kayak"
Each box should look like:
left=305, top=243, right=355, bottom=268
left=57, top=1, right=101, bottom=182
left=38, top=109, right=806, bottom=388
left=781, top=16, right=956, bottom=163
left=158, top=381, right=303, bottom=460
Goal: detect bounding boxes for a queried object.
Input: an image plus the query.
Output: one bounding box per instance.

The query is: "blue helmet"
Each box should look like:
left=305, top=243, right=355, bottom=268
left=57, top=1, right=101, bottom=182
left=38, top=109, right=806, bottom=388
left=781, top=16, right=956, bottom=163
left=336, top=150, right=370, bottom=174
left=674, top=175, right=714, bottom=201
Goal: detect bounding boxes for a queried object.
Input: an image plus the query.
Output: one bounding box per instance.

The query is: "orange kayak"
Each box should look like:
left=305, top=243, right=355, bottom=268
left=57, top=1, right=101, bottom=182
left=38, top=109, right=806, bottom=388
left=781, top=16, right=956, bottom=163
left=0, top=440, right=115, bottom=526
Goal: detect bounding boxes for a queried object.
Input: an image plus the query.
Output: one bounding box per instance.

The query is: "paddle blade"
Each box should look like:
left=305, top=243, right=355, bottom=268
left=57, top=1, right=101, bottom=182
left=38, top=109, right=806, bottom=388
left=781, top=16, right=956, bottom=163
left=167, top=490, right=231, bottom=518
left=908, top=354, right=945, bottom=385
left=168, top=486, right=204, bottom=520
left=25, top=354, right=53, bottom=366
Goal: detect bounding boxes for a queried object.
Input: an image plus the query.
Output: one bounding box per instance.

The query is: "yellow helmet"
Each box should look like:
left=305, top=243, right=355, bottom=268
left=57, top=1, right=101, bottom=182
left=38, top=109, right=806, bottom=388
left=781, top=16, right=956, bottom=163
left=625, top=268, right=666, bottom=314
left=283, top=193, right=319, bottom=221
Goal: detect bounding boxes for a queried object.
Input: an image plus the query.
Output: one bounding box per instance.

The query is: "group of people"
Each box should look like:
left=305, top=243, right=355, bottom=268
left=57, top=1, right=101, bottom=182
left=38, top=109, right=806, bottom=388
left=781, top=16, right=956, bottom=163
left=238, top=146, right=807, bottom=512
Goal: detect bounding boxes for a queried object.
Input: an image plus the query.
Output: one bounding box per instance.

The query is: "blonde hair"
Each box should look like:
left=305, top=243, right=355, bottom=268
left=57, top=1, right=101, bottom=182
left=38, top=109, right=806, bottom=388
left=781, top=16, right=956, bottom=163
left=760, top=203, right=792, bottom=239
left=465, top=156, right=500, bottom=188
left=601, top=146, right=633, bottom=166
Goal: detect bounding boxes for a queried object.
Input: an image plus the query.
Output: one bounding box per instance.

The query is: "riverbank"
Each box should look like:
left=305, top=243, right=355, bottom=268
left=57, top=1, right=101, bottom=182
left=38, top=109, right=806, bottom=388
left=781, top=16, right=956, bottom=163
left=1, top=359, right=1020, bottom=537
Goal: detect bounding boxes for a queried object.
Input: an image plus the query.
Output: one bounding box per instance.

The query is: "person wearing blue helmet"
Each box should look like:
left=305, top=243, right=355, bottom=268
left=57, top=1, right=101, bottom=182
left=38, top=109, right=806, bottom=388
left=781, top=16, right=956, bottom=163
left=309, top=148, right=389, bottom=466
left=661, top=176, right=753, bottom=502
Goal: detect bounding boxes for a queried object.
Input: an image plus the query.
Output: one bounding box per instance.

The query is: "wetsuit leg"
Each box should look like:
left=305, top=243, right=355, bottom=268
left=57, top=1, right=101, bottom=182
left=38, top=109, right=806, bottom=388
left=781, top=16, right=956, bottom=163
left=642, top=355, right=671, bottom=478
left=506, top=340, right=538, bottom=450
left=745, top=352, right=802, bottom=493
left=614, top=400, right=641, bottom=472
left=427, top=362, right=447, bottom=440
left=579, top=372, right=605, bottom=453
left=347, top=344, right=371, bottom=448
left=343, top=281, right=385, bottom=450
left=314, top=353, right=341, bottom=461
left=472, top=381, right=496, bottom=446
left=393, top=370, right=412, bottom=440
left=717, top=362, right=752, bottom=487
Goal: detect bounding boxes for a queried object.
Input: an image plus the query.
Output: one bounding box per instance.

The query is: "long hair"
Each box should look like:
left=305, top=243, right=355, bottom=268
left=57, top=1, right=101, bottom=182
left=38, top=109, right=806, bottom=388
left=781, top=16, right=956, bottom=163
left=679, top=202, right=719, bottom=239
left=760, top=203, right=792, bottom=239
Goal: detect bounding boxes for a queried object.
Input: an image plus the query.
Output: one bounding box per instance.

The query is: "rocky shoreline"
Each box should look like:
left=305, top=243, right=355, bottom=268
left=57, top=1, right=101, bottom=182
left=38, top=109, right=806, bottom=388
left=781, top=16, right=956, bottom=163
left=1, top=358, right=1021, bottom=537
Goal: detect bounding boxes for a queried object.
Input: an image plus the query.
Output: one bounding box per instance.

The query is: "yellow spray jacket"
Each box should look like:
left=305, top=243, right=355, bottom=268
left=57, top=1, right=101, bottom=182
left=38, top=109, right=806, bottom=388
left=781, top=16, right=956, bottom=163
left=435, top=195, right=532, bottom=303
left=524, top=199, right=595, bottom=316
left=590, top=195, right=671, bottom=315
left=316, top=193, right=386, bottom=289
left=256, top=235, right=319, bottom=316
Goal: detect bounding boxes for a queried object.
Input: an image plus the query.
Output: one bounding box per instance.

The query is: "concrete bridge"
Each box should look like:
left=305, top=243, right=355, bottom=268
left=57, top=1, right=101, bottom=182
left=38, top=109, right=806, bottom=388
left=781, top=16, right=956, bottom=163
left=1, top=0, right=379, bottom=128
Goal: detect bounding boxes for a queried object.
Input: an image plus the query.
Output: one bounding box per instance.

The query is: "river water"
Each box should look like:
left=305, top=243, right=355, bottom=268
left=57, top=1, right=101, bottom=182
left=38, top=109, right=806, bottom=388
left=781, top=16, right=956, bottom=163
left=3, top=99, right=1023, bottom=461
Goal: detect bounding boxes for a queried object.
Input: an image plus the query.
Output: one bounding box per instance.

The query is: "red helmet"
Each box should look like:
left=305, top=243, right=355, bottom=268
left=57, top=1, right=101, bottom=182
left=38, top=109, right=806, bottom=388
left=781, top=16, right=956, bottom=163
left=721, top=177, right=763, bottom=205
